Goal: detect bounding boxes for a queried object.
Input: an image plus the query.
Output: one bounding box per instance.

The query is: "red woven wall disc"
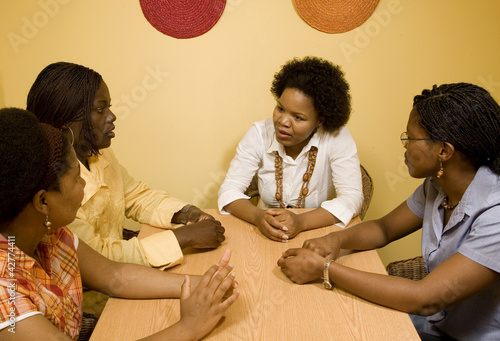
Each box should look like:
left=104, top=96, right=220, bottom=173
left=140, top=0, right=226, bottom=39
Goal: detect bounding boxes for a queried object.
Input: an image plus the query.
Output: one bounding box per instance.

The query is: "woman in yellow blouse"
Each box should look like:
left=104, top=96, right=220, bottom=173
left=27, top=62, right=225, bottom=314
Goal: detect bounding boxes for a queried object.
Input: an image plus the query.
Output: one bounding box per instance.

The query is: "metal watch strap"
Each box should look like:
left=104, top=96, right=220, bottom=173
left=323, top=259, right=334, bottom=290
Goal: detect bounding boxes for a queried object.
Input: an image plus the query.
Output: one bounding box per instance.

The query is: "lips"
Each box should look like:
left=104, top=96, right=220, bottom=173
left=276, top=128, right=291, bottom=139
left=106, top=125, right=116, bottom=138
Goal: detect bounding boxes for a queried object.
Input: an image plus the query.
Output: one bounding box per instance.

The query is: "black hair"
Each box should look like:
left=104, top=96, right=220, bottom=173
left=270, top=56, right=351, bottom=133
left=413, top=83, right=500, bottom=174
left=0, top=108, right=72, bottom=226
left=27, top=61, right=103, bottom=156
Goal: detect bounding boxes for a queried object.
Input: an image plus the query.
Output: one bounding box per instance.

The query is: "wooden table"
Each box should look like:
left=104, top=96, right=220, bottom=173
left=91, top=209, right=419, bottom=340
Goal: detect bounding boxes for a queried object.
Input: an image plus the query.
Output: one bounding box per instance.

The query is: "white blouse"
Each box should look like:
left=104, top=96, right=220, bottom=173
left=218, top=118, right=363, bottom=227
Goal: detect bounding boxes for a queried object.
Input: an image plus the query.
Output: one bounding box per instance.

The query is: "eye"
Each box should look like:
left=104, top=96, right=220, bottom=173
left=294, top=115, right=303, bottom=121
left=96, top=107, right=104, bottom=114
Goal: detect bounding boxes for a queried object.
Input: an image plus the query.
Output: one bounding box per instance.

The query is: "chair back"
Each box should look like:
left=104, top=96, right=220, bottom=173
left=358, top=165, right=374, bottom=220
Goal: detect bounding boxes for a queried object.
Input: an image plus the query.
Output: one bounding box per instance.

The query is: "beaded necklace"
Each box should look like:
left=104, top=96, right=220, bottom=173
left=441, top=196, right=459, bottom=210
left=274, top=146, right=318, bottom=208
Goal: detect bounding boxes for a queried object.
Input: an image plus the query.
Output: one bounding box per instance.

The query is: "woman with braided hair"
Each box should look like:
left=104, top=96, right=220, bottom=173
left=218, top=56, right=363, bottom=242
left=0, top=108, right=238, bottom=341
left=27, top=62, right=226, bottom=314
left=278, top=83, right=500, bottom=340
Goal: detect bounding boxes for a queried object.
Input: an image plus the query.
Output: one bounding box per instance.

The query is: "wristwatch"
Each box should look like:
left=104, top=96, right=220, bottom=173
left=323, top=259, right=335, bottom=290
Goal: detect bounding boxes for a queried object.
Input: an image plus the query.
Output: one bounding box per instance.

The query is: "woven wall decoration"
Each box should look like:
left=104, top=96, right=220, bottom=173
left=293, top=0, right=380, bottom=34
left=139, top=0, right=227, bottom=39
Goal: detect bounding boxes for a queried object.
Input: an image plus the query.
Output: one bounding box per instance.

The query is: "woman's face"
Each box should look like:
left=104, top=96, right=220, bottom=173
left=404, top=107, right=440, bottom=178
left=45, top=148, right=86, bottom=229
left=273, top=88, right=323, bottom=157
left=67, top=81, right=116, bottom=155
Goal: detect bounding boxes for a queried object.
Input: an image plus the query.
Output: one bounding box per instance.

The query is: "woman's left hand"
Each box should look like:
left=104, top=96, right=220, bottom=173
left=266, top=209, right=303, bottom=239
left=277, top=248, right=324, bottom=284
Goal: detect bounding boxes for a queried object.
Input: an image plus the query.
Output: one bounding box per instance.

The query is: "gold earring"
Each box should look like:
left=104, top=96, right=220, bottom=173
left=437, top=161, right=444, bottom=179
left=43, top=215, right=52, bottom=230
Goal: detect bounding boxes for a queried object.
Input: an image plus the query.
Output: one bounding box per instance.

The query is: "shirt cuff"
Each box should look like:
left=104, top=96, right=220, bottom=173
left=218, top=190, right=250, bottom=213
left=320, top=200, right=353, bottom=228
left=140, top=230, right=183, bottom=269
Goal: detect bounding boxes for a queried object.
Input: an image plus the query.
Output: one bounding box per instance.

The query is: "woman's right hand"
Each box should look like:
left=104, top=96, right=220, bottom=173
left=173, top=219, right=226, bottom=249
left=255, top=210, right=289, bottom=243
left=302, top=232, right=341, bottom=260
left=177, top=249, right=239, bottom=341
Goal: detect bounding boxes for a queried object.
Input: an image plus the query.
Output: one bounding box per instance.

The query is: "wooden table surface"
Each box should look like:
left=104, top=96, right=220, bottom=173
left=90, top=209, right=419, bottom=341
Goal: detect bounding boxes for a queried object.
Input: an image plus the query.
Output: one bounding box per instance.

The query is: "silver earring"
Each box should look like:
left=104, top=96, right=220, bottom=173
left=63, top=126, right=75, bottom=145
left=43, top=215, right=52, bottom=230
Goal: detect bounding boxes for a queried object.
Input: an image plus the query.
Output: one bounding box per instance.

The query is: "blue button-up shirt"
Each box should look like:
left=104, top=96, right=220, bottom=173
left=407, top=166, right=500, bottom=340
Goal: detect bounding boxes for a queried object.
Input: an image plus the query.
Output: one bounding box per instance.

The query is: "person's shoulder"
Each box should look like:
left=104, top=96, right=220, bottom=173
left=476, top=167, right=500, bottom=204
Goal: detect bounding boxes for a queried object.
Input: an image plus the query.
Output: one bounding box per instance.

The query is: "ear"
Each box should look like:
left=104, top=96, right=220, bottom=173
left=438, top=141, right=455, bottom=162
left=317, top=117, right=325, bottom=128
left=32, top=189, right=50, bottom=215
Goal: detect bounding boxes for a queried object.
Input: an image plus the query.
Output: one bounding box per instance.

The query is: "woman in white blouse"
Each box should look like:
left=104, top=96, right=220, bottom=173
left=218, top=57, right=363, bottom=242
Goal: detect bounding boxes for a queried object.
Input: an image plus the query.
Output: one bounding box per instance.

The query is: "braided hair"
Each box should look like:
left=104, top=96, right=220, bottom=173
left=0, top=108, right=71, bottom=226
left=27, top=61, right=103, bottom=156
left=413, top=83, right=500, bottom=174
left=271, top=56, right=351, bottom=133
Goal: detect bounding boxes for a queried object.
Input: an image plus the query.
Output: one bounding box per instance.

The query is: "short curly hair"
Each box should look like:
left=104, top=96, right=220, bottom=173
left=270, top=56, right=351, bottom=133
left=0, top=108, right=71, bottom=226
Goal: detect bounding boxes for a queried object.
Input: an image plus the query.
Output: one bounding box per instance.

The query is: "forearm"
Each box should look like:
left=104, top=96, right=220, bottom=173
left=329, top=262, right=424, bottom=314
left=334, top=219, right=392, bottom=251
left=139, top=321, right=196, bottom=341
left=335, top=202, right=422, bottom=251
left=224, top=199, right=264, bottom=226
left=298, top=207, right=340, bottom=231
left=104, top=262, right=200, bottom=299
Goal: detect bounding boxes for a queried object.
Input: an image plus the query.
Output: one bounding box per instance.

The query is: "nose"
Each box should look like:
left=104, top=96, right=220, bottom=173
left=278, top=113, right=291, bottom=127
left=107, top=108, right=117, bottom=123
left=80, top=177, right=86, bottom=189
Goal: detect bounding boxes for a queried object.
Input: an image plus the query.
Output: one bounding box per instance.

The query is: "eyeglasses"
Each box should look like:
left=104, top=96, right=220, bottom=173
left=400, top=132, right=433, bottom=148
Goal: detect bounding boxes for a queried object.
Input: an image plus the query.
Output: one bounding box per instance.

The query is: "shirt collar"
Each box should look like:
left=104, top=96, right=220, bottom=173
left=79, top=152, right=110, bottom=204
left=266, top=128, right=321, bottom=160
left=430, top=166, right=500, bottom=228
left=0, top=234, right=36, bottom=277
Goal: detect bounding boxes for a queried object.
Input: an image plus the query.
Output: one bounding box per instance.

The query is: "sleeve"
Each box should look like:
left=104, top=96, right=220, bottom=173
left=320, top=127, right=364, bottom=227
left=0, top=279, right=42, bottom=330
left=458, top=205, right=500, bottom=273
left=119, top=162, right=188, bottom=228
left=218, top=123, right=264, bottom=213
left=406, top=180, right=429, bottom=218
left=69, top=215, right=150, bottom=266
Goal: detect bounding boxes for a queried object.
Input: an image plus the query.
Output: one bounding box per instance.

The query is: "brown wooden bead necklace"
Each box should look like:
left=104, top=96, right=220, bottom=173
left=274, top=146, right=318, bottom=208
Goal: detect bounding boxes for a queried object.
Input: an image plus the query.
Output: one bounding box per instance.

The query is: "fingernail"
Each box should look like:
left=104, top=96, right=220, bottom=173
left=282, top=226, right=288, bottom=231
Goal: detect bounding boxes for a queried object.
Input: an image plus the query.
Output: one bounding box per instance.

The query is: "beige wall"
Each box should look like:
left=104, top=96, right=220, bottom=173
left=2, top=0, right=500, bottom=265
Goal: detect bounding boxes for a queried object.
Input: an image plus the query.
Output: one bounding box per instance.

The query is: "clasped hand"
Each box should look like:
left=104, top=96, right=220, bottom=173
left=256, top=209, right=303, bottom=242
left=174, top=216, right=226, bottom=249
left=277, top=232, right=341, bottom=284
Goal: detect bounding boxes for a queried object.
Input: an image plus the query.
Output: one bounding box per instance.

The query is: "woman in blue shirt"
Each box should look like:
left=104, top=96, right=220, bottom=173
left=278, top=83, right=500, bottom=340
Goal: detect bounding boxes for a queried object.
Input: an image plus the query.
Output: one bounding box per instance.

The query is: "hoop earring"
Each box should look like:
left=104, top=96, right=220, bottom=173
left=437, top=161, right=444, bottom=179
left=62, top=126, right=75, bottom=145
left=43, top=215, right=52, bottom=230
